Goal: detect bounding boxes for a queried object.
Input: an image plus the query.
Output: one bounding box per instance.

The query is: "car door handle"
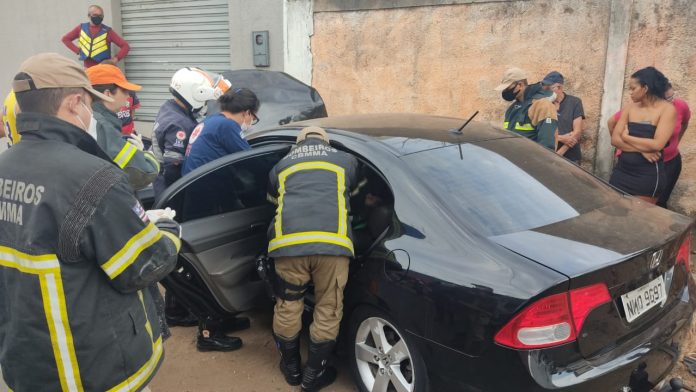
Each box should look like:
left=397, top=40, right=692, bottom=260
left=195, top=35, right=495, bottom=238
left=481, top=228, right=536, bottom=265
left=249, top=222, right=266, bottom=232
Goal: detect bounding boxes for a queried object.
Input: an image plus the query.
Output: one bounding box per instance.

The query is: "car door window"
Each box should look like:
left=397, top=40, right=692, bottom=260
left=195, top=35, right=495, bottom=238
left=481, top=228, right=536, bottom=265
left=166, top=150, right=286, bottom=222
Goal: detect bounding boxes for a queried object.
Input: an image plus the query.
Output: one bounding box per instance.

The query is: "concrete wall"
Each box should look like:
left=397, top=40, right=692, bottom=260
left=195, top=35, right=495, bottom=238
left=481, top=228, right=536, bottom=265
left=229, top=0, right=285, bottom=71
left=310, top=0, right=696, bottom=213
left=0, top=0, right=119, bottom=94
left=622, top=0, right=696, bottom=214
left=312, top=0, right=611, bottom=167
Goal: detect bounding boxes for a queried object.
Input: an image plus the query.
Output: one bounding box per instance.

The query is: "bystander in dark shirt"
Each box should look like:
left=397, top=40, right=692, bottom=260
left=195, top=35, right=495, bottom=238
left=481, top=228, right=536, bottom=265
left=557, top=94, right=585, bottom=163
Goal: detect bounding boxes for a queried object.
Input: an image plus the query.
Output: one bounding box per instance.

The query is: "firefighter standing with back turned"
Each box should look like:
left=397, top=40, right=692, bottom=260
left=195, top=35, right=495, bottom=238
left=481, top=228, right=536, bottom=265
left=267, top=126, right=359, bottom=392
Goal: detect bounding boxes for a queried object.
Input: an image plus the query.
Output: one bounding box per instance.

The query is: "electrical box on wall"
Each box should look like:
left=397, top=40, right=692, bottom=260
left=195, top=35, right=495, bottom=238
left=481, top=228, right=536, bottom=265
left=252, top=31, right=269, bottom=67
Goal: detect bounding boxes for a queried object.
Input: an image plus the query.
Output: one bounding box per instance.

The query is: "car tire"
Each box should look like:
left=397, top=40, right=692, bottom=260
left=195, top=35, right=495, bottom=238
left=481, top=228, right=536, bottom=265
left=348, top=306, right=429, bottom=392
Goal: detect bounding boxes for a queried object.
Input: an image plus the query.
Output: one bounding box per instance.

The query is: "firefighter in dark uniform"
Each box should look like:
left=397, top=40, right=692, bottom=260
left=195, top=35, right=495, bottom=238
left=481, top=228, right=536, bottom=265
left=268, top=127, right=359, bottom=392
left=0, top=53, right=181, bottom=391
left=86, top=64, right=160, bottom=191
left=151, top=67, right=230, bottom=198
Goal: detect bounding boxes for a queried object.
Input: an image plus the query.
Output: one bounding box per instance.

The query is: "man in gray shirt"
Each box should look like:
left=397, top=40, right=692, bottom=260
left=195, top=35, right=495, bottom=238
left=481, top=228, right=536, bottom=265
left=542, top=71, right=585, bottom=164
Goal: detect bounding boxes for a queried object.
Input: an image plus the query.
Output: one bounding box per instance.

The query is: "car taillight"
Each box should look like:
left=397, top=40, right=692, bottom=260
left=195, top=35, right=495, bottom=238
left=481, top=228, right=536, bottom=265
left=676, top=234, right=691, bottom=273
left=569, top=283, right=611, bottom=333
left=494, top=283, right=611, bottom=349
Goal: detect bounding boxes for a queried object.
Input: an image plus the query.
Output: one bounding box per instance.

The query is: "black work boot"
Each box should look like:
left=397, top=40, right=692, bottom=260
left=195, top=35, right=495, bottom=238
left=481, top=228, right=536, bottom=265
left=274, top=334, right=302, bottom=386
left=219, top=316, right=251, bottom=333
left=164, top=291, right=198, bottom=327
left=196, top=318, right=242, bottom=352
left=301, top=340, right=337, bottom=392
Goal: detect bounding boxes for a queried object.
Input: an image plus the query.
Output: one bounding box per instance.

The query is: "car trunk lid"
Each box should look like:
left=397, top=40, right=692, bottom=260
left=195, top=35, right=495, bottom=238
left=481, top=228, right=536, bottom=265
left=490, top=198, right=693, bottom=358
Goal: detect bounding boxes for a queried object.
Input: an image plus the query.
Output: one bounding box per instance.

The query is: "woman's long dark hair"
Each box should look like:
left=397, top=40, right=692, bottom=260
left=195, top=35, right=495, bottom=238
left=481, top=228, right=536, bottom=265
left=218, top=88, right=260, bottom=114
left=631, top=66, right=670, bottom=99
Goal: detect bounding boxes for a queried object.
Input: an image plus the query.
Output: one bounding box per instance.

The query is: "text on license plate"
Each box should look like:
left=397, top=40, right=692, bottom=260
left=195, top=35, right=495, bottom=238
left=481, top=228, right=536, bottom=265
left=621, top=275, right=667, bottom=323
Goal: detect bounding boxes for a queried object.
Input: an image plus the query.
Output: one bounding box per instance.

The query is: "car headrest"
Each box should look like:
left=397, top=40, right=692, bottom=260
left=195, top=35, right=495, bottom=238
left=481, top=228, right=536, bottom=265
left=368, top=206, right=393, bottom=238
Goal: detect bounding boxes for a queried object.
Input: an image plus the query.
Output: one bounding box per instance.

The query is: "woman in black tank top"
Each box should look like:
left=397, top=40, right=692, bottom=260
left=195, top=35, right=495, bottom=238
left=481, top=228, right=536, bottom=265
left=609, top=67, right=676, bottom=205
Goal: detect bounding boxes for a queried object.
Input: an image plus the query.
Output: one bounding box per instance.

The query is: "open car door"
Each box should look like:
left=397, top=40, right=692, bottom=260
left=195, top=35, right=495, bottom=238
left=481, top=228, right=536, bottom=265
left=154, top=144, right=290, bottom=315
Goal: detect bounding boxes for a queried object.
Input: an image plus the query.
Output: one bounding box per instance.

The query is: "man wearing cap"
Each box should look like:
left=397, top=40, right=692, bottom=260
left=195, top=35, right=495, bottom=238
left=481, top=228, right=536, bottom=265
left=86, top=64, right=159, bottom=190
left=0, top=53, right=180, bottom=391
left=542, top=71, right=585, bottom=164
left=267, top=127, right=359, bottom=392
left=62, top=5, right=130, bottom=68
left=495, top=67, right=558, bottom=150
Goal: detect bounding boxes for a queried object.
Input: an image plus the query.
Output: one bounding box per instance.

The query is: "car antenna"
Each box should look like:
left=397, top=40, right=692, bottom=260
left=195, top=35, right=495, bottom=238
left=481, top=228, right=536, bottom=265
left=450, top=110, right=479, bottom=135
left=449, top=110, right=479, bottom=160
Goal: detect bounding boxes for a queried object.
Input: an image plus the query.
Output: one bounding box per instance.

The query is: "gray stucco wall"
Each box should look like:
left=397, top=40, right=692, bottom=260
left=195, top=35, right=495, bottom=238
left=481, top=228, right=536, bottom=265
left=229, top=0, right=285, bottom=71
left=0, top=0, right=120, bottom=94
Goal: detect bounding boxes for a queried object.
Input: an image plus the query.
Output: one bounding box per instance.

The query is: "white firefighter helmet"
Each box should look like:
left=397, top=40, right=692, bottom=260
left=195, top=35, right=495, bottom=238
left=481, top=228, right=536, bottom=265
left=169, top=67, right=231, bottom=113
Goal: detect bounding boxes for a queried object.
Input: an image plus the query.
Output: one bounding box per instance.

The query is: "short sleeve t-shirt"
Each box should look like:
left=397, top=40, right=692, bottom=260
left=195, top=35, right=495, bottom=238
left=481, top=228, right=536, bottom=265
left=556, top=94, right=585, bottom=162
left=181, top=113, right=251, bottom=175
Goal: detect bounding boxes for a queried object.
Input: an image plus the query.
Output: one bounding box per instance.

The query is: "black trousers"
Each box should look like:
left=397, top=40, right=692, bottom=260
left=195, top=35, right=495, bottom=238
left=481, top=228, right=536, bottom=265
left=657, top=154, right=682, bottom=208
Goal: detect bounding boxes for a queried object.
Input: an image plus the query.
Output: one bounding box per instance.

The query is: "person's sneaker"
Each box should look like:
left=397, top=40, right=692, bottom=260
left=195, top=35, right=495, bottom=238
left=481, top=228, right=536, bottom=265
left=165, top=312, right=198, bottom=327
left=196, top=334, right=242, bottom=352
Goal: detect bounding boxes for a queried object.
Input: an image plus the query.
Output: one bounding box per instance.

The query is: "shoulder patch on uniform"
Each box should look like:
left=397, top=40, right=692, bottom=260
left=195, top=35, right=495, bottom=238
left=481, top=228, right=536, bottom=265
left=132, top=201, right=149, bottom=222
left=176, top=130, right=186, bottom=140
left=189, top=124, right=204, bottom=145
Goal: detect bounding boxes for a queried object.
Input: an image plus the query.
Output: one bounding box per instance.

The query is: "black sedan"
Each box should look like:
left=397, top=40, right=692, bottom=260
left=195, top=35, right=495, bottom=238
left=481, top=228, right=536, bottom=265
left=155, top=113, right=694, bottom=392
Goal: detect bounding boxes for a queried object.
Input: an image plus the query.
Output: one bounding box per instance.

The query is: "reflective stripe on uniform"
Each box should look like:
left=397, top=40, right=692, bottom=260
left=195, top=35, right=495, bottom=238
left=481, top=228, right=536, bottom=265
left=102, top=223, right=162, bottom=279
left=268, top=231, right=354, bottom=253
left=159, top=230, right=181, bottom=252
left=113, top=142, right=138, bottom=169
left=78, top=30, right=91, bottom=57
left=503, top=121, right=535, bottom=131
left=106, top=336, right=163, bottom=392
left=90, top=32, right=109, bottom=57
left=143, top=151, right=160, bottom=173
left=107, top=290, right=161, bottom=392
left=270, top=161, right=353, bottom=254
left=0, top=247, right=84, bottom=392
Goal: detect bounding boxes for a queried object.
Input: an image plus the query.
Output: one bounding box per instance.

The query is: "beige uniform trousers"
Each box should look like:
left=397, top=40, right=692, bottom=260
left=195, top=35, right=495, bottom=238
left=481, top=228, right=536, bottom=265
left=273, top=255, right=349, bottom=342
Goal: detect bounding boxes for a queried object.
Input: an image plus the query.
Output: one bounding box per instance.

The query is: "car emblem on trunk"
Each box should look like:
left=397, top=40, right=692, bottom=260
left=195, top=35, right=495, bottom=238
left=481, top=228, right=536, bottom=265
left=649, top=249, right=663, bottom=269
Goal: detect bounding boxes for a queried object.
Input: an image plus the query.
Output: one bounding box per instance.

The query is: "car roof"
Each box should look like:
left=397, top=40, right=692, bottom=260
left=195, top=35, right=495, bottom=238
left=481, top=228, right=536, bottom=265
left=257, top=113, right=514, bottom=156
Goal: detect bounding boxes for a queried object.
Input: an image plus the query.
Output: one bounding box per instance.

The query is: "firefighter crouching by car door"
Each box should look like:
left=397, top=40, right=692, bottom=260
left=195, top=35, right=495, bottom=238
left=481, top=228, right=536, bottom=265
left=267, top=126, right=359, bottom=392
left=0, top=53, right=181, bottom=392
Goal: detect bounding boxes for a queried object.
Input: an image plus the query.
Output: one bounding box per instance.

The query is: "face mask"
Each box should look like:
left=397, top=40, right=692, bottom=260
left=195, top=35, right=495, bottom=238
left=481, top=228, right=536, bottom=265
left=547, top=92, right=557, bottom=102
left=502, top=85, right=518, bottom=102
left=90, top=15, right=103, bottom=25
left=75, top=102, right=97, bottom=139
left=240, top=121, right=251, bottom=139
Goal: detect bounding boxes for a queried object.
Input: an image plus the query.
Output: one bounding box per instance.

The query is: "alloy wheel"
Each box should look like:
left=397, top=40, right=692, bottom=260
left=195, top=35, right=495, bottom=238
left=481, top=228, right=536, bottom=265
left=354, top=316, right=415, bottom=392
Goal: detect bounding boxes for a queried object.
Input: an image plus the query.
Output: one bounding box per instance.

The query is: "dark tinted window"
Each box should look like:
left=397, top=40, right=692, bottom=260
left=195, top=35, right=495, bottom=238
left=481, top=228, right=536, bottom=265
left=166, top=150, right=286, bottom=222
left=405, top=139, right=621, bottom=236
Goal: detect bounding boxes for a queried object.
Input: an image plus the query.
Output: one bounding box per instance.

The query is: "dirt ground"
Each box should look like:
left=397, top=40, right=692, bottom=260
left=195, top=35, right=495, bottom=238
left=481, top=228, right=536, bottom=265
left=149, top=307, right=356, bottom=392
left=152, top=267, right=696, bottom=392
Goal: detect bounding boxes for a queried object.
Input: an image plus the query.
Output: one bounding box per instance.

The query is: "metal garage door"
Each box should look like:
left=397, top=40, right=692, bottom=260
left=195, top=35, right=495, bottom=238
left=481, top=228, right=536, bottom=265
left=121, top=0, right=231, bottom=121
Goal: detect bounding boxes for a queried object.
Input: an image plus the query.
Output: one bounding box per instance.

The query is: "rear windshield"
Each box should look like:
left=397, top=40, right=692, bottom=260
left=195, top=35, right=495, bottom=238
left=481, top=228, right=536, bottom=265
left=405, top=139, right=621, bottom=236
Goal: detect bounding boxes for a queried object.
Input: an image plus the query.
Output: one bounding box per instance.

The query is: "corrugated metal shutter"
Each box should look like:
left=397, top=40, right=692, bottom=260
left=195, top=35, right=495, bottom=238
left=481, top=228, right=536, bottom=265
left=121, top=0, right=231, bottom=121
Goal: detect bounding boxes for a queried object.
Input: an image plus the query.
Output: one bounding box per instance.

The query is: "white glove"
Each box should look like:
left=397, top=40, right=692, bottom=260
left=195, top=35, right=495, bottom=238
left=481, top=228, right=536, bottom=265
left=145, top=207, right=176, bottom=223
left=127, top=133, right=144, bottom=151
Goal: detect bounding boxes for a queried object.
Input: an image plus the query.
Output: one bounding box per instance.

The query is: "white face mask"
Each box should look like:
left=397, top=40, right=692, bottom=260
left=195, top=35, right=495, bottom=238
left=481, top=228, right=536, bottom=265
left=240, top=121, right=251, bottom=139
left=547, top=92, right=557, bottom=102
left=75, top=102, right=97, bottom=139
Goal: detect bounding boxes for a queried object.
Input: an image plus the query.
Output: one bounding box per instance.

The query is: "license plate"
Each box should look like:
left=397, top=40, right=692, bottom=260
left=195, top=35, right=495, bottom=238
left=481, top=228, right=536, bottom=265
left=621, top=275, right=667, bottom=323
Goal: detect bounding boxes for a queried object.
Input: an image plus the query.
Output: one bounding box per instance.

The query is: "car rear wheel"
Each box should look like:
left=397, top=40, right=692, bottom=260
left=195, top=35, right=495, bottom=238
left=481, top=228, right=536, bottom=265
left=349, top=307, right=428, bottom=392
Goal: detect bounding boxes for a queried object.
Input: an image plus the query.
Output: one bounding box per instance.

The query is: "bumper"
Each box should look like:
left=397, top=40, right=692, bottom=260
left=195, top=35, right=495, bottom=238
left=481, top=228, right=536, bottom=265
left=421, top=285, right=693, bottom=391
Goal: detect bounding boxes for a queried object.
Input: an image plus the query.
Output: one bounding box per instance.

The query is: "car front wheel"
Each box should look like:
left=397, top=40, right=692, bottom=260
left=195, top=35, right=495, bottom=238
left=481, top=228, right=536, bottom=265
left=349, top=307, right=428, bottom=392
